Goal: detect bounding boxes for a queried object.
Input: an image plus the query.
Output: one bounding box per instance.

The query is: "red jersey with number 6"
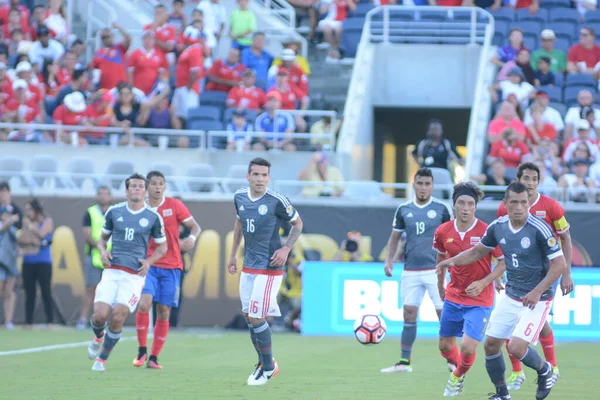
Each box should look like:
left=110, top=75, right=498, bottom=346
left=433, top=219, right=503, bottom=307
left=147, top=197, right=193, bottom=269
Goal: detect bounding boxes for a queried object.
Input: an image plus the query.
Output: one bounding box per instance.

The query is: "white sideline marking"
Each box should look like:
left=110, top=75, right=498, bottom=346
left=0, top=333, right=222, bottom=357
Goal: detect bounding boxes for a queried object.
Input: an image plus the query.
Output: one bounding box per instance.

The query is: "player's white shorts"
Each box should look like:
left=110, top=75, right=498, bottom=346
left=401, top=269, right=444, bottom=309
left=486, top=295, right=553, bottom=345
left=94, top=268, right=145, bottom=313
left=240, top=272, right=283, bottom=319
left=172, top=86, right=199, bottom=119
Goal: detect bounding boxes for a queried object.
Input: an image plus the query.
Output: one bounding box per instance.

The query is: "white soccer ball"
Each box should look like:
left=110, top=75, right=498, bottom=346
left=353, top=314, right=387, bottom=345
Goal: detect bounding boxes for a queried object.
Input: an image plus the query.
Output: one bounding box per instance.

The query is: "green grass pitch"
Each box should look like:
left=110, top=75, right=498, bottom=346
left=1, top=328, right=598, bottom=400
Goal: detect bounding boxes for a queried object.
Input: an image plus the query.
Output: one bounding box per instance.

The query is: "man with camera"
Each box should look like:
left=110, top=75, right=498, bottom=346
left=333, top=231, right=374, bottom=262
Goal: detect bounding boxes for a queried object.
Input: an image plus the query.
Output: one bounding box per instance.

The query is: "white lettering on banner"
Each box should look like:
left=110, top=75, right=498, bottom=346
left=552, top=285, right=600, bottom=325
left=342, top=280, right=439, bottom=322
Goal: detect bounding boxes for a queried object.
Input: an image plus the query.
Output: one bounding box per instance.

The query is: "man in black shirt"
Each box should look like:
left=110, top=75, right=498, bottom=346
left=0, top=181, right=22, bottom=329
left=412, top=120, right=464, bottom=171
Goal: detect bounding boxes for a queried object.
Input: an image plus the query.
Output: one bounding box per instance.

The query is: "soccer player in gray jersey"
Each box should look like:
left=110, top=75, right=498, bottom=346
left=88, top=173, right=167, bottom=372
left=381, top=168, right=453, bottom=373
left=227, top=158, right=303, bottom=386
left=436, top=182, right=566, bottom=400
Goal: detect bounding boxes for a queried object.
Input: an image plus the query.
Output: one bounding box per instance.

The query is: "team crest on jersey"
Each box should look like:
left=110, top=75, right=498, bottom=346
left=535, top=211, right=546, bottom=219
left=258, top=205, right=268, bottom=215
left=521, top=237, right=531, bottom=249
left=446, top=238, right=454, bottom=243
left=427, top=210, right=437, bottom=219
left=163, top=209, right=173, bottom=217
left=286, top=205, right=293, bottom=215
left=547, top=237, right=557, bottom=247
left=139, top=218, right=149, bottom=227
left=470, top=237, right=480, bottom=246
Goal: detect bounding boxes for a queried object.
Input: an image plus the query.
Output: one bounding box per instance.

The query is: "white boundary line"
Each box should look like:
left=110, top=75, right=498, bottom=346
left=0, top=333, right=222, bottom=357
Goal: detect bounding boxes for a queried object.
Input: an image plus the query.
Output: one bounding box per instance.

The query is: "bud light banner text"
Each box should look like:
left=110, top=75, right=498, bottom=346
left=301, top=262, right=600, bottom=341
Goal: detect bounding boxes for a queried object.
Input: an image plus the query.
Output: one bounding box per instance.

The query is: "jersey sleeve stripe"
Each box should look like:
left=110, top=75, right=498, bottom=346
left=392, top=228, right=404, bottom=232
left=480, top=243, right=496, bottom=249
left=182, top=216, right=194, bottom=223
left=267, top=189, right=291, bottom=207
left=102, top=228, right=111, bottom=235
left=528, top=216, right=554, bottom=239
left=154, top=236, right=167, bottom=244
left=495, top=255, right=505, bottom=260
left=432, top=246, right=446, bottom=255
left=433, top=198, right=454, bottom=218
left=547, top=250, right=564, bottom=260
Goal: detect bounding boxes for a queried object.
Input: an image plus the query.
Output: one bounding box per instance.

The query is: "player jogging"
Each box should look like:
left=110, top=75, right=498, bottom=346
left=227, top=158, right=303, bottom=386
left=88, top=173, right=167, bottom=371
left=133, top=171, right=201, bottom=369
left=433, top=182, right=505, bottom=396
left=497, top=162, right=573, bottom=389
left=381, top=168, right=453, bottom=373
left=436, top=182, right=567, bottom=400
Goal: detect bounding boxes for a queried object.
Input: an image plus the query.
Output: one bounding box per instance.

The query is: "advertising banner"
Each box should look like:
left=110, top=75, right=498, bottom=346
left=302, top=262, right=600, bottom=341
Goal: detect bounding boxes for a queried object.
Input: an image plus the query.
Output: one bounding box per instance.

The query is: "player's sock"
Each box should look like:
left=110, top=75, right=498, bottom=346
left=98, top=329, right=122, bottom=361
left=454, top=351, right=476, bottom=378
left=539, top=331, right=557, bottom=367
left=485, top=352, right=509, bottom=396
left=91, top=318, right=106, bottom=339
left=151, top=319, right=169, bottom=358
left=400, top=322, right=417, bottom=361
left=506, top=339, right=523, bottom=372
left=441, top=345, right=460, bottom=367
left=253, top=320, right=274, bottom=371
left=519, top=347, right=549, bottom=374
left=136, top=311, right=150, bottom=348
left=247, top=321, right=262, bottom=364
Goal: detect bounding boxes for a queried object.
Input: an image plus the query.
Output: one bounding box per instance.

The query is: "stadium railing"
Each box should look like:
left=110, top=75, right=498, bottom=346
left=207, top=131, right=335, bottom=151
left=254, top=0, right=296, bottom=30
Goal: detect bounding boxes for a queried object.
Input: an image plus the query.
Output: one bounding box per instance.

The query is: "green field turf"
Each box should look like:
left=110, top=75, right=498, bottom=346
left=0, top=328, right=598, bottom=400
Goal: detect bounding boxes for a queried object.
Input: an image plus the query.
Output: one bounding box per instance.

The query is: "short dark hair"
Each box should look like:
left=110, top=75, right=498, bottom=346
left=173, top=0, right=184, bottom=3
left=73, top=68, right=86, bottom=81
left=248, top=157, right=271, bottom=173
left=0, top=181, right=9, bottom=191
left=253, top=31, right=265, bottom=38
left=428, top=118, right=443, bottom=128
left=504, top=181, right=528, bottom=200
left=414, top=167, right=433, bottom=181
left=27, top=198, right=44, bottom=216
left=452, top=181, right=484, bottom=204
left=155, top=4, right=167, bottom=10
left=71, top=38, right=84, bottom=46
left=125, top=173, right=147, bottom=189
left=582, top=26, right=595, bottom=37
left=146, top=170, right=166, bottom=182
left=517, top=162, right=540, bottom=180
left=96, top=185, right=111, bottom=194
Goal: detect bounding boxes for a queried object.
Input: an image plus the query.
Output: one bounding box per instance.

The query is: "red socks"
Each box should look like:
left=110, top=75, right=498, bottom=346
left=539, top=331, right=557, bottom=367
left=506, top=339, right=523, bottom=372
left=151, top=319, right=169, bottom=357
left=136, top=311, right=149, bottom=348
left=441, top=345, right=460, bottom=367
left=454, top=352, right=476, bottom=378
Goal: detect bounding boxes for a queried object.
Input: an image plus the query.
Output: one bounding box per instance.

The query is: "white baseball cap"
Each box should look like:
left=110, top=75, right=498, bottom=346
left=540, top=29, right=556, bottom=40
left=12, top=79, right=27, bottom=91
left=15, top=61, right=32, bottom=74
left=577, top=119, right=591, bottom=130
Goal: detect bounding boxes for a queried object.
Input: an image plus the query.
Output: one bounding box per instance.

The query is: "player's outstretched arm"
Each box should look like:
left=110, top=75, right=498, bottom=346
left=435, top=243, right=491, bottom=274
left=97, top=232, right=112, bottom=268
left=227, top=219, right=243, bottom=274
left=384, top=230, right=402, bottom=277
left=558, top=230, right=574, bottom=295
left=522, top=255, right=566, bottom=309
left=465, top=259, right=507, bottom=297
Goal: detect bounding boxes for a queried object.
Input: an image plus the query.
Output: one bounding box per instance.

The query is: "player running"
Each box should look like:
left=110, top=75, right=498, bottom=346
left=436, top=182, right=567, bottom=400
left=88, top=173, right=167, bottom=371
left=381, top=168, right=453, bottom=373
left=433, top=182, right=505, bottom=396
left=227, top=158, right=303, bottom=386
left=497, top=162, right=573, bottom=390
left=133, top=171, right=201, bottom=369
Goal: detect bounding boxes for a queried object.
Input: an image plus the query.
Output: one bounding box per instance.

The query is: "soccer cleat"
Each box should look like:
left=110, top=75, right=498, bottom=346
left=247, top=363, right=262, bottom=384
left=535, top=362, right=556, bottom=400
left=132, top=353, right=147, bottom=367
left=91, top=358, right=106, bottom=371
left=147, top=359, right=163, bottom=370
left=87, top=336, right=104, bottom=360
left=381, top=359, right=413, bottom=373
left=248, top=360, right=280, bottom=386
left=506, top=371, right=526, bottom=390
left=448, top=363, right=457, bottom=373
left=487, top=394, right=511, bottom=400
left=443, top=372, right=464, bottom=396
left=5, top=322, right=14, bottom=330
left=552, top=366, right=560, bottom=381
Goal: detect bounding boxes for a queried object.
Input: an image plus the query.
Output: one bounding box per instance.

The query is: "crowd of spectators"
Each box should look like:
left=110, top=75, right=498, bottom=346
left=0, top=0, right=341, bottom=152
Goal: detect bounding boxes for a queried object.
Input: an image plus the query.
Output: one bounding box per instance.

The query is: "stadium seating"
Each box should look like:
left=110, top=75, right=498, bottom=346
left=66, top=158, right=98, bottom=189
left=105, top=160, right=135, bottom=190
left=187, top=106, right=223, bottom=122
left=27, top=155, right=60, bottom=189
left=0, top=156, right=25, bottom=187
left=343, top=181, right=392, bottom=200
left=200, top=91, right=229, bottom=108
left=223, top=165, right=249, bottom=193
left=185, top=163, right=218, bottom=193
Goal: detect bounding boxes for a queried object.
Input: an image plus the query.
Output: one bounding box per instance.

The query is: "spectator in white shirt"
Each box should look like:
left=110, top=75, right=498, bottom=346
left=564, top=89, right=600, bottom=142
left=490, top=67, right=535, bottom=109
left=563, top=119, right=600, bottom=163
left=196, top=0, right=227, bottom=40
left=28, top=26, right=64, bottom=72
left=523, top=90, right=565, bottom=132
left=575, top=0, right=597, bottom=16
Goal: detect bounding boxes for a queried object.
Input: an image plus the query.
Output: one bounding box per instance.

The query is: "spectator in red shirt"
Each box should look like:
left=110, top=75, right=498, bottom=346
left=491, top=0, right=539, bottom=13
left=56, top=51, right=78, bottom=87
left=567, top=27, right=600, bottom=79
left=0, top=0, right=30, bottom=30
left=318, top=0, right=356, bottom=60
left=173, top=41, right=204, bottom=125
left=89, top=22, right=131, bottom=90
left=2, top=8, right=31, bottom=41
left=205, top=48, right=245, bottom=92
left=488, top=127, right=530, bottom=169
left=0, top=62, right=13, bottom=105
left=226, top=69, right=266, bottom=109
left=52, top=91, right=89, bottom=145
left=487, top=101, right=526, bottom=143
left=128, top=31, right=168, bottom=96
left=269, top=68, right=309, bottom=131
left=30, top=5, right=46, bottom=41
left=82, top=90, right=114, bottom=145
left=14, top=61, right=44, bottom=117
left=267, top=48, right=309, bottom=96
left=144, top=4, right=178, bottom=61
left=526, top=103, right=557, bottom=145
left=2, top=79, right=41, bottom=125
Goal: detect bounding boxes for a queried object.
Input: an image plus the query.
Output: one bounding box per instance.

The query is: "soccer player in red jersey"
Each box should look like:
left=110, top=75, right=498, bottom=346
left=133, top=171, right=201, bottom=369
left=434, top=182, right=506, bottom=396
left=496, top=161, right=573, bottom=390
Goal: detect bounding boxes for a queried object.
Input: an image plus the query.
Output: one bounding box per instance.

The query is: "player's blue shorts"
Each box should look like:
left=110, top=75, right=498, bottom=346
left=439, top=300, right=492, bottom=342
left=141, top=266, right=181, bottom=308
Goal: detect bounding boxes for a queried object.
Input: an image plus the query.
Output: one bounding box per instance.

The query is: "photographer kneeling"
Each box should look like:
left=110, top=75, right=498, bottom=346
left=333, top=231, right=374, bottom=262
